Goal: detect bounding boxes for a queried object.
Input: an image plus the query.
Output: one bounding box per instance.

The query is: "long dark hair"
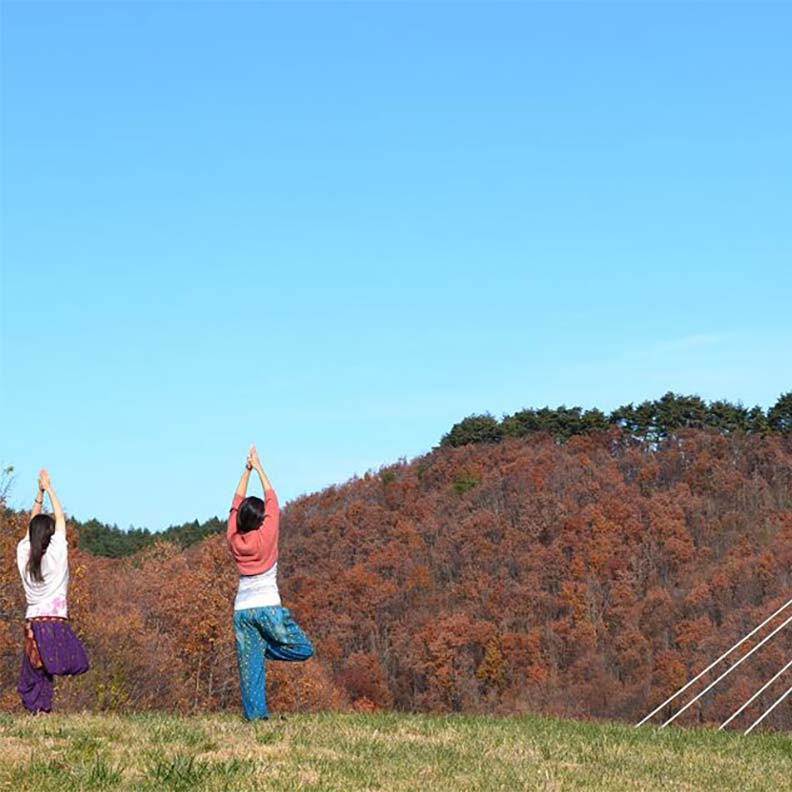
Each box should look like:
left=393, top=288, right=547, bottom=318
left=27, top=514, right=56, bottom=583
left=238, top=496, right=265, bottom=533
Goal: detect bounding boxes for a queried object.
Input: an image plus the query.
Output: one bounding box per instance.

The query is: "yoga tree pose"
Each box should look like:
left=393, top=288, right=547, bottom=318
left=17, top=469, right=89, bottom=713
left=228, top=445, right=314, bottom=720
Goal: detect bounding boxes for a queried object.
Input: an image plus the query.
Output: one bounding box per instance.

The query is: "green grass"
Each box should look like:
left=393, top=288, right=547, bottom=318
left=0, top=711, right=790, bottom=791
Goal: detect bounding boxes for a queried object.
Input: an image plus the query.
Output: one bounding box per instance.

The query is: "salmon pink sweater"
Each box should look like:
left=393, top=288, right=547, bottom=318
left=227, top=489, right=279, bottom=576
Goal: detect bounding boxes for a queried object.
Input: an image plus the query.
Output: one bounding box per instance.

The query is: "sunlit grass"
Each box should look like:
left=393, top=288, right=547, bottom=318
left=0, top=711, right=790, bottom=791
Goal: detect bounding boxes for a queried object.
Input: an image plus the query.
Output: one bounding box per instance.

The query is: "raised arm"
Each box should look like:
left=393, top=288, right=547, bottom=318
left=228, top=454, right=253, bottom=538
left=249, top=445, right=279, bottom=534
left=40, top=469, right=66, bottom=535
left=249, top=445, right=274, bottom=493
left=236, top=464, right=252, bottom=499
left=28, top=474, right=46, bottom=529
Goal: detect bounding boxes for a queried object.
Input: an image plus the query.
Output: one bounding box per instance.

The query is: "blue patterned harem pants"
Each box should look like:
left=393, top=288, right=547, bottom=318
left=233, top=606, right=314, bottom=720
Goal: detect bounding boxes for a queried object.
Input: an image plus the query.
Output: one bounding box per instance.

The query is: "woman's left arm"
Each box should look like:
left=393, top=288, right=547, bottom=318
left=30, top=475, right=45, bottom=523
left=40, top=469, right=66, bottom=535
left=228, top=455, right=253, bottom=539
left=236, top=464, right=252, bottom=499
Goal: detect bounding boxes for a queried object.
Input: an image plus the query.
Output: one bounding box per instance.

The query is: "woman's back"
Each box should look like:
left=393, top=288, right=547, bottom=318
left=17, top=469, right=88, bottom=715
left=17, top=532, right=69, bottom=618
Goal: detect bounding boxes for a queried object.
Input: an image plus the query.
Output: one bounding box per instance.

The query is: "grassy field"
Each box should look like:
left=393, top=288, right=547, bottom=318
left=0, top=711, right=790, bottom=791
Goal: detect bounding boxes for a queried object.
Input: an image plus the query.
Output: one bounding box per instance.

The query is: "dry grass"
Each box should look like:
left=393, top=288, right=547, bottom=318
left=0, top=711, right=790, bottom=791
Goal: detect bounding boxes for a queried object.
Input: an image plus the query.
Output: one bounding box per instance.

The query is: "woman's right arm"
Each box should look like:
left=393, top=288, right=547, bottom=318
left=249, top=445, right=279, bottom=534
left=249, top=445, right=274, bottom=493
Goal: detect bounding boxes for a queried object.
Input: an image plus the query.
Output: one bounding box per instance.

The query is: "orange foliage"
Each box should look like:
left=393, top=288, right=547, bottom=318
left=1, top=429, right=790, bottom=728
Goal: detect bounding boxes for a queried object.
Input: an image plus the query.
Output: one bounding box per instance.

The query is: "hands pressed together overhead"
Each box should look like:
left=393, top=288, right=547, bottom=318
left=246, top=445, right=263, bottom=473
left=30, top=468, right=66, bottom=533
left=239, top=444, right=272, bottom=495
left=30, top=448, right=273, bottom=535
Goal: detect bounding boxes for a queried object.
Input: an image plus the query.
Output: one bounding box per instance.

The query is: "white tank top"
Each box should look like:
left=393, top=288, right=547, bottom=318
left=234, top=563, right=281, bottom=611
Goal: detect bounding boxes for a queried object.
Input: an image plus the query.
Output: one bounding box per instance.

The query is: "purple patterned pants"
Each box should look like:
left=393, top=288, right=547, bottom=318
left=18, top=619, right=90, bottom=713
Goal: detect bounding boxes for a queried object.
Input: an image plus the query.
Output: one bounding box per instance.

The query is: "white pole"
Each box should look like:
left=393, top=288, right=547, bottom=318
left=719, top=658, right=792, bottom=731
left=635, top=597, right=792, bottom=727
left=744, top=682, right=792, bottom=735
left=661, top=611, right=792, bottom=728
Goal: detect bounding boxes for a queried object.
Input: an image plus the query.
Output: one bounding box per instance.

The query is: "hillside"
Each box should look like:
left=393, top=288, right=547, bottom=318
left=1, top=712, right=791, bottom=791
left=54, top=391, right=792, bottom=558
left=1, top=427, right=791, bottom=731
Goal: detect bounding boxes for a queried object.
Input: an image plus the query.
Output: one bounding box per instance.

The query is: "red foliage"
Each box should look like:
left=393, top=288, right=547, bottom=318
left=1, top=429, right=791, bottom=728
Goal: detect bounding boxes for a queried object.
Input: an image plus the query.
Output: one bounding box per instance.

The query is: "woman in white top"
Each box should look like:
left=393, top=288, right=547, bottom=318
left=17, top=469, right=89, bottom=713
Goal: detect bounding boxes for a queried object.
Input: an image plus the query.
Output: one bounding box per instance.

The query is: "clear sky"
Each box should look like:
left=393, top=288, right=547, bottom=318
left=1, top=2, right=790, bottom=530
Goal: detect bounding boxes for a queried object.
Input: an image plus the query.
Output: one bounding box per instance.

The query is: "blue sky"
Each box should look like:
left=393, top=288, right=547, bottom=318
left=1, top=2, right=790, bottom=529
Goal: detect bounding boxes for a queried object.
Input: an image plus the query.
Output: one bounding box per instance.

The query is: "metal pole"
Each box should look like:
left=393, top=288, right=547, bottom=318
left=744, top=682, right=792, bottom=735
left=719, top=658, right=792, bottom=731
left=661, top=611, right=792, bottom=728
left=635, top=597, right=792, bottom=727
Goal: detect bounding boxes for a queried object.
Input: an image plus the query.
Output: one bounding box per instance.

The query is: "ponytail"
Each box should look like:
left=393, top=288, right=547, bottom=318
left=27, top=514, right=56, bottom=583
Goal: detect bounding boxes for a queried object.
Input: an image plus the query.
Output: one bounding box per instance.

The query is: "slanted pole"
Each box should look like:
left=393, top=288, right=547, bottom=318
left=744, top=682, right=792, bottom=735
left=719, top=659, right=792, bottom=731
left=661, top=611, right=792, bottom=728
left=635, top=597, right=792, bottom=727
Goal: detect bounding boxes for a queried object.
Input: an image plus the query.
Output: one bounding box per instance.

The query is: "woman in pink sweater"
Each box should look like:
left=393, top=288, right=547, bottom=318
left=228, top=445, right=313, bottom=720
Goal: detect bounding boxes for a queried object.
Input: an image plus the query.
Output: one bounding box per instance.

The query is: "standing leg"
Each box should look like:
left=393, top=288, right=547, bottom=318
left=18, top=652, right=54, bottom=714
left=233, top=609, right=269, bottom=720
left=259, top=607, right=314, bottom=662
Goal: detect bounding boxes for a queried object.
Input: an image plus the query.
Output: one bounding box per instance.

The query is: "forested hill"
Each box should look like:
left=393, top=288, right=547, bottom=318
left=274, top=427, right=792, bottom=724
left=72, top=515, right=226, bottom=557
left=441, top=390, right=792, bottom=446
left=2, top=418, right=790, bottom=727
left=54, top=390, right=792, bottom=558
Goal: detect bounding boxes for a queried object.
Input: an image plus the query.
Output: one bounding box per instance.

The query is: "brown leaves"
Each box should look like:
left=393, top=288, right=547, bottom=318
left=1, top=429, right=790, bottom=726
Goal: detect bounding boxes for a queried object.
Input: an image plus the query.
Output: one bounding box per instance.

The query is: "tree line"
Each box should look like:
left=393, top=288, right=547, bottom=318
left=72, top=515, right=226, bottom=558
left=441, top=391, right=792, bottom=447
left=27, top=391, right=791, bottom=559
